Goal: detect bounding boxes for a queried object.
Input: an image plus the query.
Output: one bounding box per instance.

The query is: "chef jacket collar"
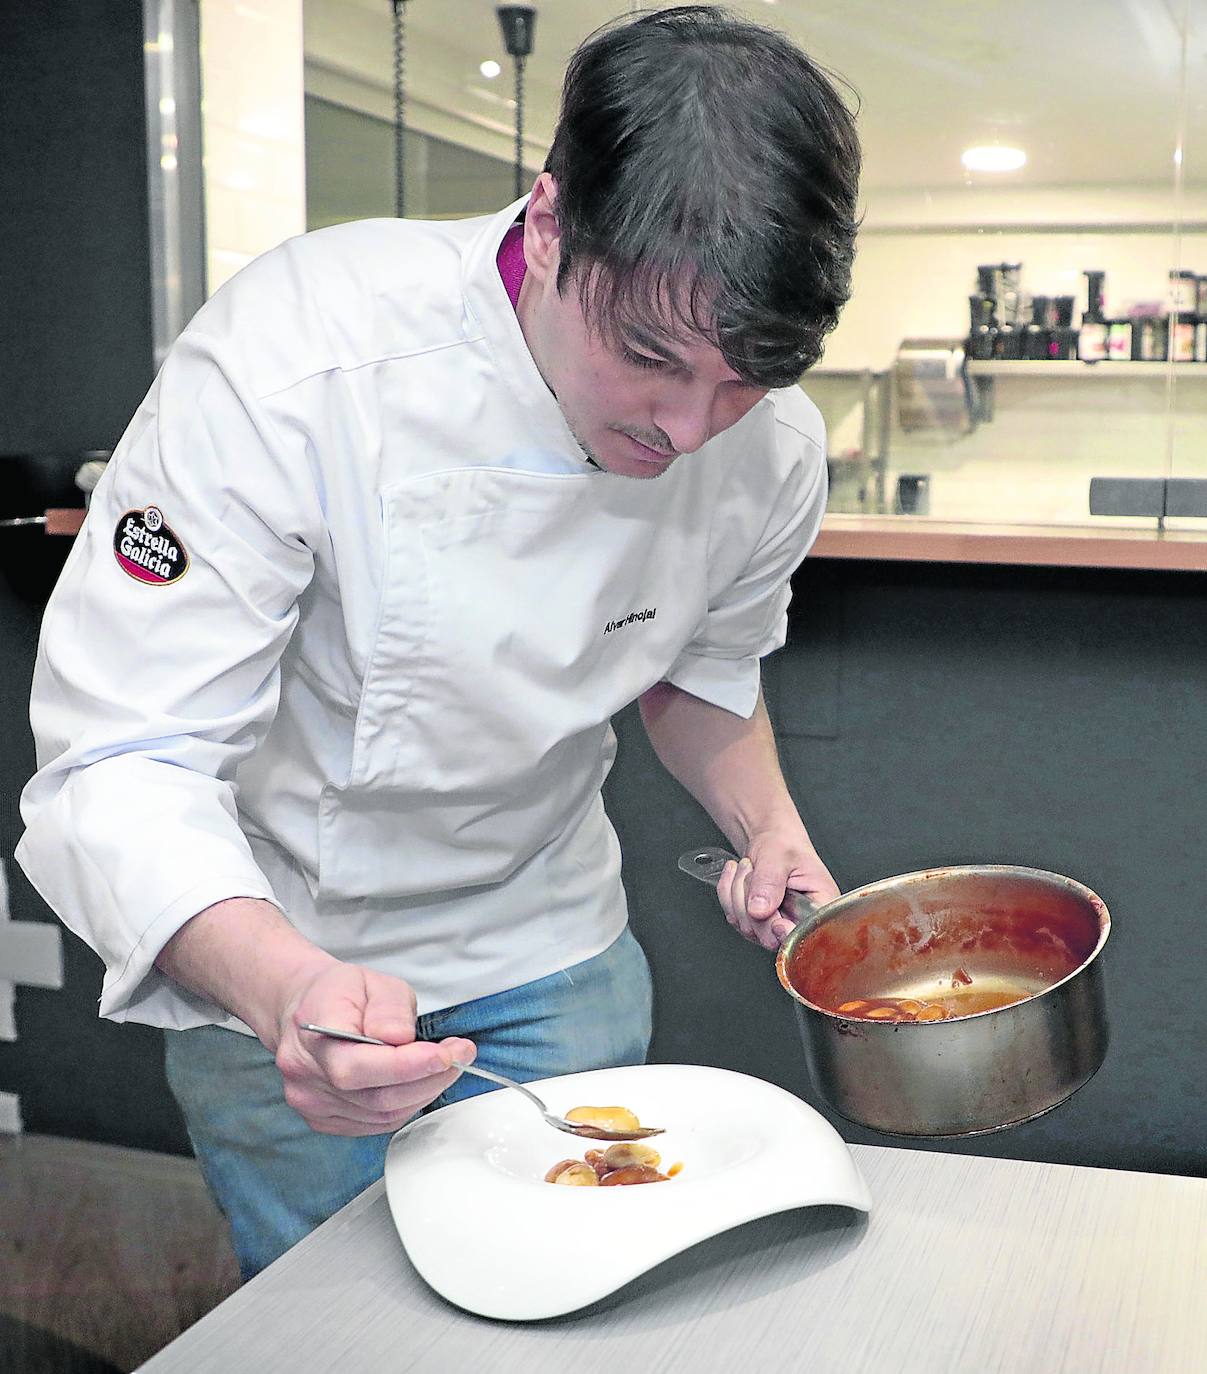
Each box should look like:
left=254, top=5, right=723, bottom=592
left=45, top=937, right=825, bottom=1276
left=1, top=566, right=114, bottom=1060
left=461, top=196, right=603, bottom=475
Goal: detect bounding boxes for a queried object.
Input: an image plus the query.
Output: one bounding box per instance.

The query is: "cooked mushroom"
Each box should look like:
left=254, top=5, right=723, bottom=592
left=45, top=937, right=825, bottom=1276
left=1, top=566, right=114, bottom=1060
left=601, top=1141, right=661, bottom=1171
left=564, top=1105, right=643, bottom=1135
left=544, top=1159, right=600, bottom=1186
left=599, top=1164, right=668, bottom=1186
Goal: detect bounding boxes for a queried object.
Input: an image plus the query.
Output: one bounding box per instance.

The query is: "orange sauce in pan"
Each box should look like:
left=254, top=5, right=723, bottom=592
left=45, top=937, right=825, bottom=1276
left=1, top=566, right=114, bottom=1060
left=834, top=972, right=1031, bottom=1022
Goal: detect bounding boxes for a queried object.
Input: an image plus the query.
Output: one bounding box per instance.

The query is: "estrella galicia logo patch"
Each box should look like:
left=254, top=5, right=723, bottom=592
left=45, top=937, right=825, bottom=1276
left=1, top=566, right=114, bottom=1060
left=113, top=506, right=189, bottom=585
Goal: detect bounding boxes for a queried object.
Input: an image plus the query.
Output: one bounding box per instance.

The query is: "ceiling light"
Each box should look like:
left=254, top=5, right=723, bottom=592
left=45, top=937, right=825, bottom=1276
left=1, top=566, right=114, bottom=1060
left=479, top=59, right=502, bottom=78
left=961, top=145, right=1027, bottom=173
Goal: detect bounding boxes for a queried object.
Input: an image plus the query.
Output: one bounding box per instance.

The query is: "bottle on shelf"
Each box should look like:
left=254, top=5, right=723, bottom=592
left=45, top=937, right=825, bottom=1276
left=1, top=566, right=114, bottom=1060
left=1137, top=313, right=1169, bottom=362
left=1168, top=269, right=1197, bottom=314
left=973, top=263, right=1024, bottom=359
left=995, top=262, right=1024, bottom=359
left=1048, top=296, right=1077, bottom=360
left=1024, top=295, right=1050, bottom=360
left=1077, top=270, right=1109, bottom=363
left=968, top=294, right=997, bottom=360
left=1108, top=315, right=1134, bottom=362
left=1168, top=270, right=1198, bottom=363
left=1171, top=317, right=1197, bottom=362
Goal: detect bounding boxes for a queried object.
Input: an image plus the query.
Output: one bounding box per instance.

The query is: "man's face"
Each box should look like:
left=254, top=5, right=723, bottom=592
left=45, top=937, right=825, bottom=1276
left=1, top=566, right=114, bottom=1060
left=516, top=177, right=768, bottom=479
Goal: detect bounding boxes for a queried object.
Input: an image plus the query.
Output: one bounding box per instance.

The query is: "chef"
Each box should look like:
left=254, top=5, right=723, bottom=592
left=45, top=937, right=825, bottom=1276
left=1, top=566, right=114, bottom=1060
left=17, top=5, right=861, bottom=1277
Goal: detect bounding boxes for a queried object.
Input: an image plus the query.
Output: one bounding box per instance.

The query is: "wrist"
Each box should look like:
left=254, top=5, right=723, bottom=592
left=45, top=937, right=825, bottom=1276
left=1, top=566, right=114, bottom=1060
left=156, top=897, right=339, bottom=1050
left=252, top=939, right=340, bottom=1051
left=731, top=804, right=812, bottom=854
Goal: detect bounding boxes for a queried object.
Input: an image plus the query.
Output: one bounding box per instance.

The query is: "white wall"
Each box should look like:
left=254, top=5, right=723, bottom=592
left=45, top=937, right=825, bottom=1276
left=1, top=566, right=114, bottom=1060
left=199, top=0, right=307, bottom=295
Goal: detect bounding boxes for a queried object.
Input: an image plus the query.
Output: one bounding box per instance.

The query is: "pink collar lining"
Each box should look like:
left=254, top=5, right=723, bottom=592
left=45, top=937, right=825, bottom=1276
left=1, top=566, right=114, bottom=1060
left=496, top=221, right=527, bottom=309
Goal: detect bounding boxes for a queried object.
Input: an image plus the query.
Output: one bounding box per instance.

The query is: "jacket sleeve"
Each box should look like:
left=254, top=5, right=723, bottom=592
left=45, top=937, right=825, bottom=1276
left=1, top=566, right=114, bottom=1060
left=664, top=405, right=828, bottom=718
left=15, top=316, right=325, bottom=1029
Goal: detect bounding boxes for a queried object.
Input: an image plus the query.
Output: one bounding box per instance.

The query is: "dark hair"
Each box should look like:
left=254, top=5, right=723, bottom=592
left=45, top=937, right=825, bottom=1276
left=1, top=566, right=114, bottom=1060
left=544, top=5, right=861, bottom=388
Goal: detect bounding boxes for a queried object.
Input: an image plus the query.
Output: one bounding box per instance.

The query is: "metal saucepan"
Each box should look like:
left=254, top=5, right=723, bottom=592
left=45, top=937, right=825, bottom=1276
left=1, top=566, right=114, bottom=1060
left=679, top=847, right=1111, bottom=1137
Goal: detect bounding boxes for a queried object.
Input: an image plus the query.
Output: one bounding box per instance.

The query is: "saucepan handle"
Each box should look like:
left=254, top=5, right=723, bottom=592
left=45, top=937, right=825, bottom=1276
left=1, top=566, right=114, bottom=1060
left=676, top=846, right=819, bottom=925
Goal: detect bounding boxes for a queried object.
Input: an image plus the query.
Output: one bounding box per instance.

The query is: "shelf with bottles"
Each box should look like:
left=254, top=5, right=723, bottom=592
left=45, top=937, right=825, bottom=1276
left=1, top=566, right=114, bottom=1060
left=966, top=264, right=1207, bottom=367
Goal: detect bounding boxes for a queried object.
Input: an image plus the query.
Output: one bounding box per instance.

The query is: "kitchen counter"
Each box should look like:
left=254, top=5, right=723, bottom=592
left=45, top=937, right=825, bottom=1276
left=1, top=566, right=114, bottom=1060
left=814, top=515, right=1207, bottom=572
left=136, top=1141, right=1207, bottom=1374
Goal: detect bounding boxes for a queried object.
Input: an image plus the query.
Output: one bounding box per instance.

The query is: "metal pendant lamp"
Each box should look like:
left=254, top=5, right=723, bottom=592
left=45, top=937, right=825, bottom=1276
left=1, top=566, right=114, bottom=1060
left=496, top=6, right=536, bottom=199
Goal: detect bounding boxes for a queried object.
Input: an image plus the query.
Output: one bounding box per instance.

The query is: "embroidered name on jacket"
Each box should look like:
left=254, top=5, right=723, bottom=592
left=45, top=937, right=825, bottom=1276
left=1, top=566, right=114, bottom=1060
left=604, top=607, right=657, bottom=635
left=113, top=507, right=190, bottom=585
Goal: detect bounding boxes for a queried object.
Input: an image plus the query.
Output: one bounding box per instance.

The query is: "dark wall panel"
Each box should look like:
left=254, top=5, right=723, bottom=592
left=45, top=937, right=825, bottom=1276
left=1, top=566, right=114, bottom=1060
left=0, top=1, right=155, bottom=454
left=608, top=559, right=1207, bottom=1178
left=0, top=4, right=186, bottom=1153
left=0, top=551, right=190, bottom=1154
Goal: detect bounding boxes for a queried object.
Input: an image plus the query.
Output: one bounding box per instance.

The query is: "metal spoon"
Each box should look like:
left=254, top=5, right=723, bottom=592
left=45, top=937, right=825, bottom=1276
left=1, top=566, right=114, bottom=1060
left=299, top=1023, right=664, bottom=1141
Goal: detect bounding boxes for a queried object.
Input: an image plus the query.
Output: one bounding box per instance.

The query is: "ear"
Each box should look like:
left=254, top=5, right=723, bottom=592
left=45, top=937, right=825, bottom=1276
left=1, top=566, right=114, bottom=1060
left=522, top=172, right=561, bottom=288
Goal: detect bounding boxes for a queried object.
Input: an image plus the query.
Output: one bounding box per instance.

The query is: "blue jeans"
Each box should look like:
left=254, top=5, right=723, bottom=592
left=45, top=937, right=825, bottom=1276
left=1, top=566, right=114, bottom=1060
left=163, top=927, right=653, bottom=1279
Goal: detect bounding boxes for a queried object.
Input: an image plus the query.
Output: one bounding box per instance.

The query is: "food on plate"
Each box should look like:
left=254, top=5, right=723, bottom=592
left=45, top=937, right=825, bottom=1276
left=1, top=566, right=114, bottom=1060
left=835, top=972, right=1031, bottom=1022
left=564, top=1104, right=643, bottom=1135
left=544, top=1160, right=602, bottom=1186
left=598, top=1141, right=661, bottom=1171
left=599, top=1165, right=666, bottom=1186
left=545, top=1137, right=683, bottom=1187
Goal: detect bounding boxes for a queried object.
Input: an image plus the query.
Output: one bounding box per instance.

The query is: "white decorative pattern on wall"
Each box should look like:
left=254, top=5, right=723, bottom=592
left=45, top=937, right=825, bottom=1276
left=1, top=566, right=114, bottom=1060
left=0, top=856, right=65, bottom=1132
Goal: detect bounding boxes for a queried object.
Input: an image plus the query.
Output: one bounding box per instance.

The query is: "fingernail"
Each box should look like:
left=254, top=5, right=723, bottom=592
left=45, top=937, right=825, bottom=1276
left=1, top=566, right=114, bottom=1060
left=749, top=896, right=769, bottom=913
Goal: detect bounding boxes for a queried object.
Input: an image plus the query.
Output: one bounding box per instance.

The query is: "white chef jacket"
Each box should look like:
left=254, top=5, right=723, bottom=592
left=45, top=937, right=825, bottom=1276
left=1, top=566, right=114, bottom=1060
left=16, top=197, right=828, bottom=1032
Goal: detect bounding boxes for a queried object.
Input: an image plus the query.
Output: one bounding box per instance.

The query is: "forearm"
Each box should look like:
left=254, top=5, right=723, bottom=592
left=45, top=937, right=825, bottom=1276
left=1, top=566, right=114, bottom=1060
left=637, top=680, right=803, bottom=850
left=154, top=897, right=339, bottom=1049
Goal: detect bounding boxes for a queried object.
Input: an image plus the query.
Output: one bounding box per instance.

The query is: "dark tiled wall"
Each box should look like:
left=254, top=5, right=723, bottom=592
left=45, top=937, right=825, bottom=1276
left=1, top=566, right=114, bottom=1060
left=0, top=1, right=155, bottom=455
left=609, top=557, right=1207, bottom=1177
left=0, top=2, right=184, bottom=1153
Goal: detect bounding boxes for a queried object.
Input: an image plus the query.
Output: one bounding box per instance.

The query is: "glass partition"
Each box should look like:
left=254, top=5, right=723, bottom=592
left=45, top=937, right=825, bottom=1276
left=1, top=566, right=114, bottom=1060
left=807, top=0, right=1196, bottom=529
left=297, top=0, right=1207, bottom=534
left=1169, top=0, right=1207, bottom=530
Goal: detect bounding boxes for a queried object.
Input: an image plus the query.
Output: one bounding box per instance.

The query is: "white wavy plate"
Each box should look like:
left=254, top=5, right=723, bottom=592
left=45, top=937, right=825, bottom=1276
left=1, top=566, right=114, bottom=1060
left=384, top=1062, right=872, bottom=1321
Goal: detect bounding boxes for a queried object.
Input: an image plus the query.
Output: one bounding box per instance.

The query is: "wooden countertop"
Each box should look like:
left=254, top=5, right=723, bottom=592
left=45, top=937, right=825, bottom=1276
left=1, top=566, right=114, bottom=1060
left=814, top=515, right=1207, bottom=572
left=136, top=1143, right=1207, bottom=1374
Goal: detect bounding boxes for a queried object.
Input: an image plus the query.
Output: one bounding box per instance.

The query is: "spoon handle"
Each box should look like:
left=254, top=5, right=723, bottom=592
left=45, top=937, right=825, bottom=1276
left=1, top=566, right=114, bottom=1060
left=676, top=845, right=819, bottom=924
left=444, top=1060, right=553, bottom=1115
left=300, top=1022, right=388, bottom=1045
